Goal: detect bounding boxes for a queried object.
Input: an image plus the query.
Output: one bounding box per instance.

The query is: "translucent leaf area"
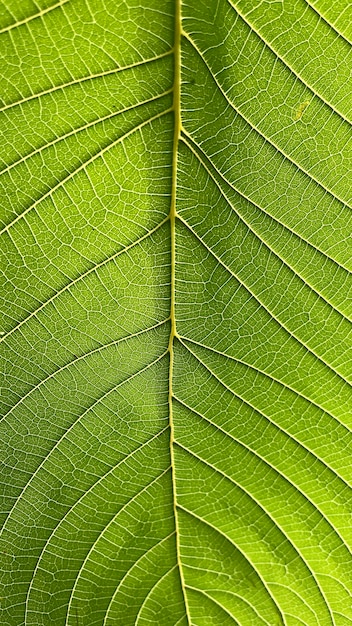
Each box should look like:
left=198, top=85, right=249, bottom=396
left=1, top=0, right=352, bottom=624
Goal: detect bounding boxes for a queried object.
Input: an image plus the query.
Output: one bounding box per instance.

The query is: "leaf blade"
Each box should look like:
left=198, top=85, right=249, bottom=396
left=1, top=0, right=352, bottom=624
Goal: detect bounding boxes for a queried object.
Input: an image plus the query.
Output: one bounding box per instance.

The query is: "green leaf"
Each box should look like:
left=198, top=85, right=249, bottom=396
left=1, top=0, right=351, bottom=624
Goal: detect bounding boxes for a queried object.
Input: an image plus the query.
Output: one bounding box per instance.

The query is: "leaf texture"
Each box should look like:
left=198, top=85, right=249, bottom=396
left=1, top=0, right=352, bottom=624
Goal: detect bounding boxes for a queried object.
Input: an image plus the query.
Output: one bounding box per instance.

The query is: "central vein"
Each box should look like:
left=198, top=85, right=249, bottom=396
left=169, top=0, right=190, bottom=620
left=169, top=0, right=181, bottom=348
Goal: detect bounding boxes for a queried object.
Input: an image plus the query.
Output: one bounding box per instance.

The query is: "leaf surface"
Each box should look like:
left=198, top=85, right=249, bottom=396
left=1, top=0, right=352, bottom=624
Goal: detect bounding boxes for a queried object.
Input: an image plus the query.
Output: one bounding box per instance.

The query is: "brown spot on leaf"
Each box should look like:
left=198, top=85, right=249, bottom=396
left=294, top=99, right=311, bottom=120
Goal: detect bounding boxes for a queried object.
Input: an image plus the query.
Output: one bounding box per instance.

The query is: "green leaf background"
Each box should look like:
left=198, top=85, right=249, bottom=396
left=1, top=0, right=352, bottom=624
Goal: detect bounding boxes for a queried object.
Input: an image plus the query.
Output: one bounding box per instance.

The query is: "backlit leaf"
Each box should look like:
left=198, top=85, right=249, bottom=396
left=1, top=0, right=351, bottom=624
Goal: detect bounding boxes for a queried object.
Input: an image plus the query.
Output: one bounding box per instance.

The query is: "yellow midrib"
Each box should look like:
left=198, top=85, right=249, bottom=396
left=169, top=0, right=191, bottom=621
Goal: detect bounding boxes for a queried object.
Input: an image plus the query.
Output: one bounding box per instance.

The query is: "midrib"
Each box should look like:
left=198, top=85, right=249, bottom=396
left=168, top=0, right=190, bottom=620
